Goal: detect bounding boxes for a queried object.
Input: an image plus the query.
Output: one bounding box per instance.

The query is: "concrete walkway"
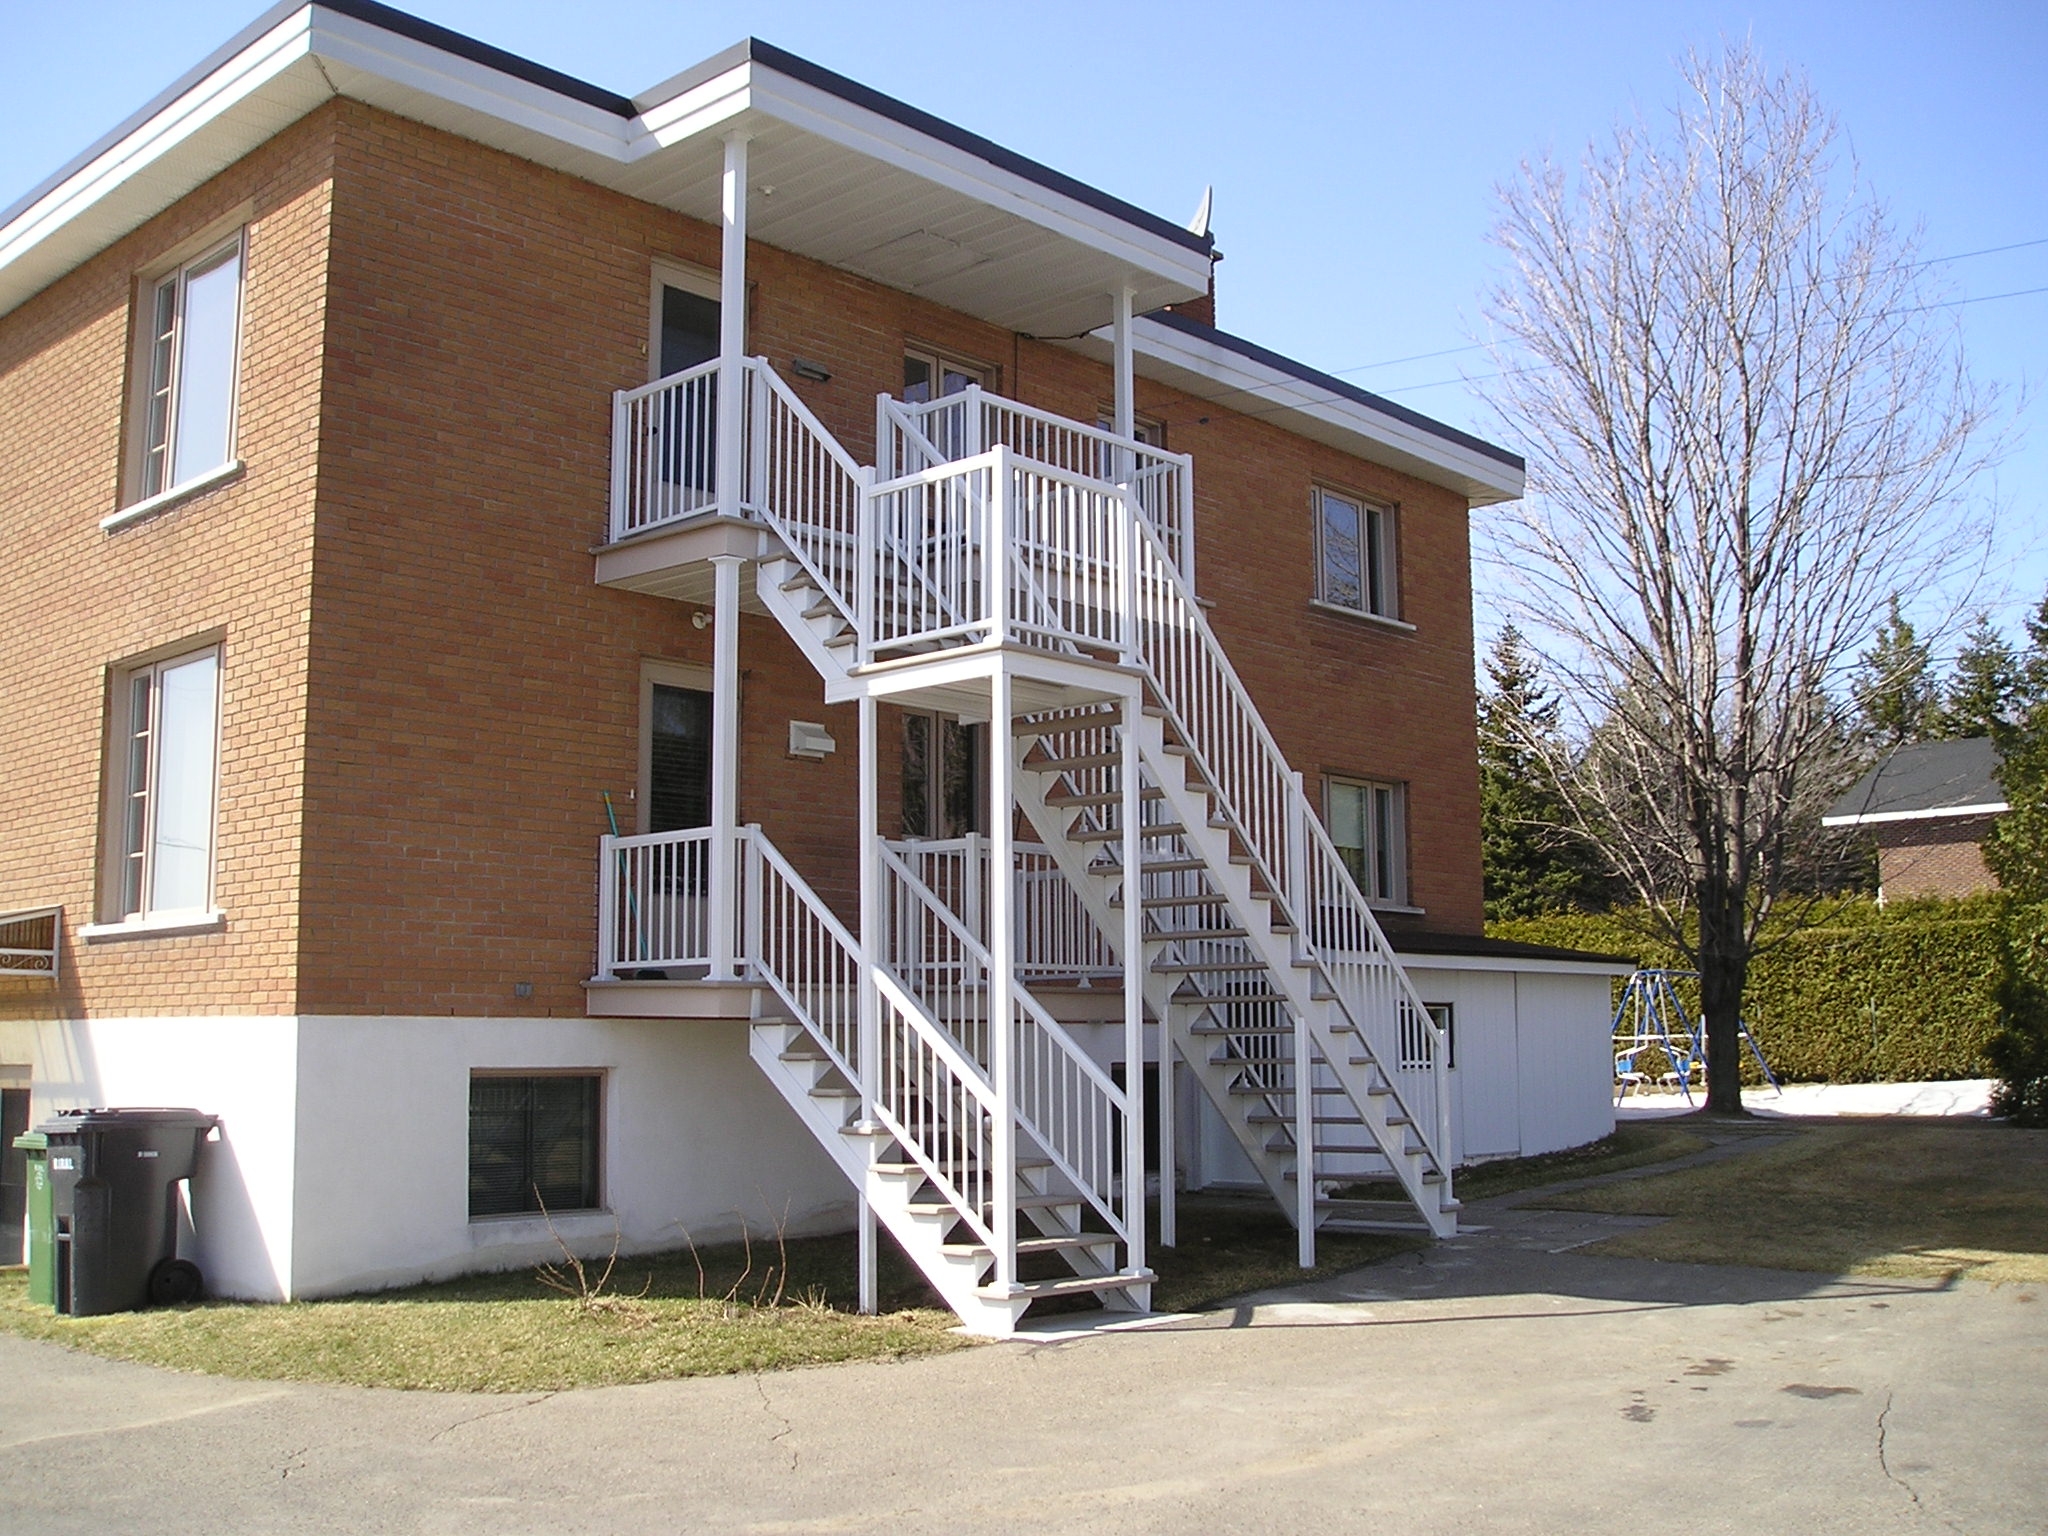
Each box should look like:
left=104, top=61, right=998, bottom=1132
left=2, top=1137, right=2042, bottom=1534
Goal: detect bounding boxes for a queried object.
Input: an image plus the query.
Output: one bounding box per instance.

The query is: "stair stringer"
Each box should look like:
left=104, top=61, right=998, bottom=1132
left=1012, top=711, right=1454, bottom=1237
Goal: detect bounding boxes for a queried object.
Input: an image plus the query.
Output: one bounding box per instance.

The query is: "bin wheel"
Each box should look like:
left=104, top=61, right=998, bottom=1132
left=148, top=1258, right=204, bottom=1307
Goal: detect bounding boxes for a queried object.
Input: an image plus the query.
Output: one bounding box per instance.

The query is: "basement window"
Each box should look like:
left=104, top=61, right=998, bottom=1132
left=468, top=1074, right=602, bottom=1219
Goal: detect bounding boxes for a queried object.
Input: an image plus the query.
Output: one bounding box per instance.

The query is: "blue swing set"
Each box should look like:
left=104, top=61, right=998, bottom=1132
left=1611, top=969, right=1780, bottom=1105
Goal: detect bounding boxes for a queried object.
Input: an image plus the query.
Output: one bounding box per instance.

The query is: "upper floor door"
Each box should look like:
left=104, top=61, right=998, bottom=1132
left=650, top=268, right=723, bottom=514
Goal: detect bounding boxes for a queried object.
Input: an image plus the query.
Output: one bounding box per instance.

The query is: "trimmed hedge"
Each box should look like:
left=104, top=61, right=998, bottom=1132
left=1490, top=897, right=2003, bottom=1084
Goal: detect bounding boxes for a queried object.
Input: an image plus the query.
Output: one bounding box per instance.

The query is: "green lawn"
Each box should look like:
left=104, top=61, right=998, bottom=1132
left=0, top=1197, right=1422, bottom=1392
left=1533, top=1120, right=2048, bottom=1283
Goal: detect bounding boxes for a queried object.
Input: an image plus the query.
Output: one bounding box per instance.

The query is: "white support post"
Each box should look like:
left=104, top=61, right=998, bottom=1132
left=1111, top=284, right=1136, bottom=487
left=1158, top=1036, right=1177, bottom=1249
left=716, top=132, right=751, bottom=521
left=1120, top=690, right=1148, bottom=1276
left=988, top=667, right=1018, bottom=1296
left=707, top=554, right=743, bottom=980
left=1289, top=775, right=1314, bottom=1266
left=856, top=692, right=880, bottom=1310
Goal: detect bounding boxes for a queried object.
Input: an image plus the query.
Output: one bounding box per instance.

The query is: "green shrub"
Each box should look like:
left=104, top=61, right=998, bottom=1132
left=1491, top=897, right=2003, bottom=1084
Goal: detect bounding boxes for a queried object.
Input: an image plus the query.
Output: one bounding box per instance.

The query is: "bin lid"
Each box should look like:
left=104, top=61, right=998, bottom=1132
left=11, top=1131, right=46, bottom=1151
left=42, top=1107, right=219, bottom=1132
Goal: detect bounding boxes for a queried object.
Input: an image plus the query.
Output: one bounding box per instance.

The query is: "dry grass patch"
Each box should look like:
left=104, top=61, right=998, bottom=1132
left=1330, top=1121, right=1711, bottom=1206
left=1535, top=1120, right=2048, bottom=1283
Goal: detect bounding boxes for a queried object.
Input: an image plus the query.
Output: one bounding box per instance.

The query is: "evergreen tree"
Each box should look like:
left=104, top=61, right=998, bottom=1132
left=1851, top=594, right=1936, bottom=747
left=2018, top=588, right=2048, bottom=718
left=1983, top=699, right=2048, bottom=1125
left=1934, top=614, right=2023, bottom=738
left=1478, top=625, right=1609, bottom=918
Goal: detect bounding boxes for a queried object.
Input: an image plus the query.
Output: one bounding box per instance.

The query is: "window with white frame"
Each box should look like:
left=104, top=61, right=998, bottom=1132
left=1327, top=775, right=1407, bottom=906
left=133, top=232, right=245, bottom=504
left=901, top=711, right=983, bottom=839
left=109, top=647, right=221, bottom=921
left=1316, top=487, right=1397, bottom=619
left=1401, top=1001, right=1455, bottom=1072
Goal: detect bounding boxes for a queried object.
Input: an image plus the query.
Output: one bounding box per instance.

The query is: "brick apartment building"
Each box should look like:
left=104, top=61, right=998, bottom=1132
left=0, top=0, right=1626, bottom=1331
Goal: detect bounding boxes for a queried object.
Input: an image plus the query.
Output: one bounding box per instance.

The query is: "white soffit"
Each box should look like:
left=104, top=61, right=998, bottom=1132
left=1061, top=317, right=1526, bottom=508
left=0, top=4, right=1211, bottom=333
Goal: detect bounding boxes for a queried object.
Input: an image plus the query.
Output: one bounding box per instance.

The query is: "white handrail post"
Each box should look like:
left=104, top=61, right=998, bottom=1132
left=987, top=447, right=1010, bottom=646
left=1119, top=687, right=1148, bottom=1278
left=740, top=823, right=761, bottom=975
left=597, top=832, right=619, bottom=980
left=1178, top=458, right=1197, bottom=589
left=609, top=389, right=630, bottom=542
left=856, top=465, right=877, bottom=666
left=1296, top=1002, right=1316, bottom=1268
left=716, top=131, right=750, bottom=521
left=1118, top=486, right=1138, bottom=664
left=964, top=382, right=984, bottom=457
left=707, top=554, right=743, bottom=980
left=964, top=831, right=984, bottom=981
left=747, top=356, right=769, bottom=514
left=988, top=667, right=1018, bottom=1296
left=875, top=394, right=893, bottom=478
left=1287, top=770, right=1309, bottom=939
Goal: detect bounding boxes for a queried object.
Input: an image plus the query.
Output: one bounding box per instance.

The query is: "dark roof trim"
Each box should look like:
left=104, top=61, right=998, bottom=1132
left=1393, top=931, right=1635, bottom=966
left=4, top=3, right=1211, bottom=264
left=1143, top=309, right=1526, bottom=472
left=739, top=40, right=1213, bottom=257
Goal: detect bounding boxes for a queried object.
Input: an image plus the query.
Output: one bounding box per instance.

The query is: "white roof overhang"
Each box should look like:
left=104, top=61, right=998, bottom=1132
left=0, top=2, right=1213, bottom=333
left=1821, top=800, right=2009, bottom=828
left=1060, top=314, right=1526, bottom=508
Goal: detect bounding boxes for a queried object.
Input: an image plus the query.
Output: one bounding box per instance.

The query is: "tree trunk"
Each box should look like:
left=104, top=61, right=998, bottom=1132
left=1696, top=884, right=1751, bottom=1114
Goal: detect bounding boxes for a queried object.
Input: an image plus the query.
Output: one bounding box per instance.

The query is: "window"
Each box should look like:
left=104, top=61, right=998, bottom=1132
left=109, top=647, right=220, bottom=921
left=1400, top=1002, right=1455, bottom=1072
left=901, top=712, right=983, bottom=839
left=1316, top=488, right=1397, bottom=619
left=134, top=233, right=245, bottom=503
left=1327, top=776, right=1407, bottom=906
left=902, top=348, right=991, bottom=405
left=469, top=1074, right=602, bottom=1219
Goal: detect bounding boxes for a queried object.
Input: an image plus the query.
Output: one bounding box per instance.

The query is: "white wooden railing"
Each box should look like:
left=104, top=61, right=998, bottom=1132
left=889, top=837, right=1117, bottom=980
left=596, top=827, right=721, bottom=976
left=880, top=846, right=1134, bottom=1246
left=881, top=384, right=1195, bottom=586
left=1120, top=513, right=1453, bottom=1161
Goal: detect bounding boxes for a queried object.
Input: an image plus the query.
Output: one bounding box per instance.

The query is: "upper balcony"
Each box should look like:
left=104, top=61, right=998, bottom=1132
left=594, top=356, right=1196, bottom=619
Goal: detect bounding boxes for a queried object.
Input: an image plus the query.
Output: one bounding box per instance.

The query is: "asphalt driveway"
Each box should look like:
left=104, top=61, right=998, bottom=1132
left=2, top=1180, right=2041, bottom=1534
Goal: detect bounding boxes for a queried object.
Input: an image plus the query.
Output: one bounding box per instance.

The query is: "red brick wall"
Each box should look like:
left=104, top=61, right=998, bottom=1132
left=0, top=112, right=336, bottom=1020
left=1875, top=817, right=2001, bottom=901
left=4, top=99, right=1490, bottom=1022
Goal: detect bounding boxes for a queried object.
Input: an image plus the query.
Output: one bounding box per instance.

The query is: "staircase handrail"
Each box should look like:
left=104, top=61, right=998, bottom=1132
left=740, top=359, right=868, bottom=613
left=879, top=845, right=1133, bottom=1243
left=1121, top=507, right=1452, bottom=1163
left=744, top=827, right=1002, bottom=1251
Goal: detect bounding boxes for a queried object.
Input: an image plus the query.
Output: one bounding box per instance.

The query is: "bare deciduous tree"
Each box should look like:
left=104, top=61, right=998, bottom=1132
left=1478, top=43, right=1997, bottom=1112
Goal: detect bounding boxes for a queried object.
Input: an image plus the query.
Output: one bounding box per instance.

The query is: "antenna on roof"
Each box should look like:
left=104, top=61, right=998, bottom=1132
left=1187, top=185, right=1213, bottom=240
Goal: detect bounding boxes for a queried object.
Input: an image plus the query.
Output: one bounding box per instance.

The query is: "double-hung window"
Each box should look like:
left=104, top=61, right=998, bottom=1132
left=111, top=647, right=221, bottom=921
left=1316, top=488, right=1398, bottom=620
left=1327, top=776, right=1407, bottom=906
left=134, top=232, right=245, bottom=504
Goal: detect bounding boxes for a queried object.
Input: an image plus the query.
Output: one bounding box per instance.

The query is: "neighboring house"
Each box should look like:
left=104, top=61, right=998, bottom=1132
left=0, top=0, right=1630, bottom=1332
left=1824, top=738, right=2009, bottom=902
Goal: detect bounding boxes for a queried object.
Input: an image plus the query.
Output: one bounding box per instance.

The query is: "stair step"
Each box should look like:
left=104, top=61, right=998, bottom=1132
left=1110, top=891, right=1232, bottom=909
left=977, top=1271, right=1152, bottom=1302
left=1247, top=1112, right=1367, bottom=1126
left=1178, top=989, right=1288, bottom=1005
left=1149, top=925, right=1248, bottom=942
left=1073, top=822, right=1185, bottom=843
left=905, top=1192, right=1082, bottom=1219
left=1027, top=752, right=1122, bottom=773
left=941, top=1234, right=1117, bottom=1259
left=873, top=1157, right=1052, bottom=1179
left=1153, top=958, right=1268, bottom=974
left=1044, top=788, right=1165, bottom=810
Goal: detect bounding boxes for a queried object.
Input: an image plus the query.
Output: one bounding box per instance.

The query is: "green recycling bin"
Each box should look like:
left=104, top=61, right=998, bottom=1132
left=12, top=1131, right=53, bottom=1308
left=38, top=1108, right=218, bottom=1316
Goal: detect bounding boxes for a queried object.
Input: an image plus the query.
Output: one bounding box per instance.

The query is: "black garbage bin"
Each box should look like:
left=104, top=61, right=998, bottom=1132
left=41, top=1108, right=218, bottom=1316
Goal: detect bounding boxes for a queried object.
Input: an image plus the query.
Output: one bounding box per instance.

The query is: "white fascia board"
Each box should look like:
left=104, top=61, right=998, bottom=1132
left=1395, top=951, right=1638, bottom=976
left=736, top=68, right=1212, bottom=293
left=629, top=63, right=753, bottom=152
left=308, top=9, right=637, bottom=162
left=1127, top=317, right=1527, bottom=505
left=1821, top=800, right=2008, bottom=828
left=0, top=8, right=318, bottom=288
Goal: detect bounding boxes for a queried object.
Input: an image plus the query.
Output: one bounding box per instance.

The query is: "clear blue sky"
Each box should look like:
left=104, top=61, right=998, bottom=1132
left=5, top=0, right=2043, bottom=663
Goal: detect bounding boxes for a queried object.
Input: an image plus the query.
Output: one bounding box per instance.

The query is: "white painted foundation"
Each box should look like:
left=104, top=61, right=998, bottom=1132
left=0, top=1013, right=853, bottom=1301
